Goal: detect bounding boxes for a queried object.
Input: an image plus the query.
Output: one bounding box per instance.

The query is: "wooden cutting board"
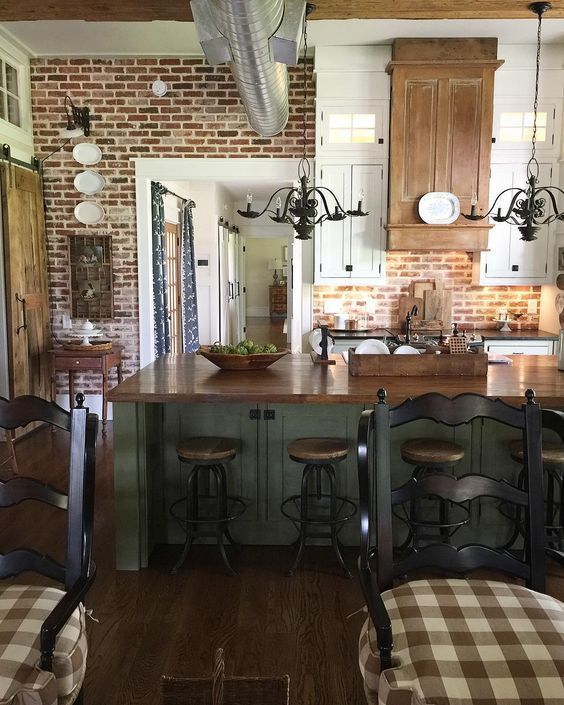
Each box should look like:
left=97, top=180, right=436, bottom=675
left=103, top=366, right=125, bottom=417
left=424, top=289, right=452, bottom=323
left=398, top=295, right=424, bottom=325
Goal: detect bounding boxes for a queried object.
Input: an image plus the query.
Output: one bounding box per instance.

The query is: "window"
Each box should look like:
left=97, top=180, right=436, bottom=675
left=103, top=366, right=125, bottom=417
left=499, top=111, right=547, bottom=144
left=0, top=59, right=21, bottom=128
left=328, top=113, right=376, bottom=144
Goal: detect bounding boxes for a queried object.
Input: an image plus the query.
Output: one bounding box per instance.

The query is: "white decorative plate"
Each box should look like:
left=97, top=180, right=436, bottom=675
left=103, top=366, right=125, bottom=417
left=354, top=339, right=390, bottom=355
left=74, top=201, right=105, bottom=225
left=308, top=329, right=334, bottom=356
left=72, top=142, right=102, bottom=166
left=74, top=170, right=105, bottom=195
left=418, top=192, right=461, bottom=225
left=393, top=345, right=421, bottom=355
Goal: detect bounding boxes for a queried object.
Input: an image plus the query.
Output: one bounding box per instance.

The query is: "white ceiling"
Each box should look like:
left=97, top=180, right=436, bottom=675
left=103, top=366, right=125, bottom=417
left=3, top=18, right=564, bottom=57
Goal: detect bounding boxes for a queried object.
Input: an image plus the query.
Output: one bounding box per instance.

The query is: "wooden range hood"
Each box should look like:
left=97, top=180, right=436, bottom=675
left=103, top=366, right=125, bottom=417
left=386, top=38, right=503, bottom=251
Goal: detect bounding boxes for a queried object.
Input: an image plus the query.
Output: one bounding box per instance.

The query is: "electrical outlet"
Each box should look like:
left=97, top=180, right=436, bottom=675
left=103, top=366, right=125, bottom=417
left=527, top=299, right=538, bottom=314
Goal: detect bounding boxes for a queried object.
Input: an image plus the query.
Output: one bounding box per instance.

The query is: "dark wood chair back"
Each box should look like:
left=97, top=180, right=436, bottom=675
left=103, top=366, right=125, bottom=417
left=0, top=394, right=98, bottom=589
left=357, top=388, right=546, bottom=595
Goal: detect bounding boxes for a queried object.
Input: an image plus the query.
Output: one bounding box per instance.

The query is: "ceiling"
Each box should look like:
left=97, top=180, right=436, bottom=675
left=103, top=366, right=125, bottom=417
left=3, top=2, right=564, bottom=56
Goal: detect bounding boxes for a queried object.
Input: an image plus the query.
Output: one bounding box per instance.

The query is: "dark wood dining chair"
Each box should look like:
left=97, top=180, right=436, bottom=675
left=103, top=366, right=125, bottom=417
left=0, top=393, right=98, bottom=705
left=357, top=388, right=564, bottom=705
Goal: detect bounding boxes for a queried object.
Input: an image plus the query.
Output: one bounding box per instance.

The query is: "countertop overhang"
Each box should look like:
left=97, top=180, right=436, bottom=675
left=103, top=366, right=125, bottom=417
left=108, top=353, right=564, bottom=407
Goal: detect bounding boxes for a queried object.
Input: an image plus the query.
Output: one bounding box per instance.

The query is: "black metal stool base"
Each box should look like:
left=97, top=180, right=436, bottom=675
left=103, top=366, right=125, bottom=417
left=281, top=462, right=356, bottom=577
left=170, top=462, right=246, bottom=575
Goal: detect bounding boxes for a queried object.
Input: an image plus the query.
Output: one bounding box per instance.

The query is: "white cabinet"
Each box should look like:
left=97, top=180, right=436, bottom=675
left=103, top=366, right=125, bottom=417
left=484, top=340, right=555, bottom=355
left=316, top=101, right=389, bottom=158
left=473, top=161, right=553, bottom=285
left=314, top=162, right=386, bottom=283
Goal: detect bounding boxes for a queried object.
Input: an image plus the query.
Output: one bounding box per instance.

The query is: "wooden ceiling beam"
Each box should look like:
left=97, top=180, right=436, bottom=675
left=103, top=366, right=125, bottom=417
left=2, top=0, right=564, bottom=22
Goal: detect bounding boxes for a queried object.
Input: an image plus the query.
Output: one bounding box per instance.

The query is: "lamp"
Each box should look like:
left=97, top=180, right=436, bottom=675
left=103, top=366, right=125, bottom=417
left=462, top=2, right=564, bottom=241
left=60, top=95, right=90, bottom=138
left=236, top=3, right=368, bottom=240
left=268, top=257, right=283, bottom=284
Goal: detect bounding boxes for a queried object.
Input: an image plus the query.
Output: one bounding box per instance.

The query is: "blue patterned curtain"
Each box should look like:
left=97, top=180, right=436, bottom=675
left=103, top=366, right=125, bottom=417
left=181, top=200, right=199, bottom=352
left=151, top=181, right=170, bottom=358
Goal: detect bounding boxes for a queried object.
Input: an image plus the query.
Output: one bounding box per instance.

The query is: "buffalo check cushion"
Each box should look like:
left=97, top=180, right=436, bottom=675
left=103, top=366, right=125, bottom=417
left=359, top=578, right=564, bottom=705
left=0, top=585, right=87, bottom=705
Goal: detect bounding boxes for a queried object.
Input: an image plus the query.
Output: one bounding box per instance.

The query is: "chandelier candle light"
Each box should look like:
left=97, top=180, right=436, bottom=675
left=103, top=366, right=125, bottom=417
left=462, top=2, right=564, bottom=241
left=237, top=3, right=368, bottom=240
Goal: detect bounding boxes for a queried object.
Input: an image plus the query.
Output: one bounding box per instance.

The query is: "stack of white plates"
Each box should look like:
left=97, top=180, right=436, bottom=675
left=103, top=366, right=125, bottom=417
left=354, top=339, right=390, bottom=355
left=72, top=144, right=105, bottom=224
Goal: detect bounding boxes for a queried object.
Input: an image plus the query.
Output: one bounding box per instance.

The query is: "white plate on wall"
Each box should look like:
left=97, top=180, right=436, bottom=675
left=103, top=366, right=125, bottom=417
left=354, top=339, right=390, bottom=355
left=72, top=143, right=102, bottom=166
left=418, top=192, right=460, bottom=225
left=74, top=201, right=105, bottom=225
left=74, top=170, right=105, bottom=195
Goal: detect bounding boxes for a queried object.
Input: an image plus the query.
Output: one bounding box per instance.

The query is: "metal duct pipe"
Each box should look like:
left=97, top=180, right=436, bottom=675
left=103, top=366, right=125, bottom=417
left=192, top=0, right=304, bottom=137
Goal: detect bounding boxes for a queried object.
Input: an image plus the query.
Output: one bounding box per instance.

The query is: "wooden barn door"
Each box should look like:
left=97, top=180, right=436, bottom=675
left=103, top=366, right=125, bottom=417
left=1, top=163, right=50, bottom=400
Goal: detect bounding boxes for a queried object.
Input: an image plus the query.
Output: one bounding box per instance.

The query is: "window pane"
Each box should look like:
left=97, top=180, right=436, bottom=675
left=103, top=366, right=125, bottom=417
left=0, top=95, right=5, bottom=121
left=523, top=111, right=547, bottom=127
left=500, top=112, right=522, bottom=127
left=352, top=113, right=375, bottom=129
left=523, top=126, right=546, bottom=142
left=329, top=128, right=352, bottom=143
left=499, top=127, right=523, bottom=142
left=352, top=129, right=375, bottom=143
left=0, top=61, right=4, bottom=88
left=329, top=114, right=351, bottom=129
left=7, top=95, right=20, bottom=126
left=5, top=64, right=18, bottom=96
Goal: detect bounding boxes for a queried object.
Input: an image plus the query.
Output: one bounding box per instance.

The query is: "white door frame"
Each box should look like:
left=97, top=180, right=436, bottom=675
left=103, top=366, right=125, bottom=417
left=135, top=158, right=311, bottom=368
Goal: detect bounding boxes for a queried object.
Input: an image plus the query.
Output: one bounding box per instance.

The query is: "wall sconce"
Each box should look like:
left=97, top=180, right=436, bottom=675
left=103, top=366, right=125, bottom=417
left=60, top=95, right=90, bottom=138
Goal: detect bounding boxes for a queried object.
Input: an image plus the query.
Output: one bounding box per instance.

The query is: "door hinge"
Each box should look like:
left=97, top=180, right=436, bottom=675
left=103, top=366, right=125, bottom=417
left=380, top=217, right=382, bottom=227
left=263, top=409, right=275, bottom=420
left=546, top=263, right=548, bottom=273
left=243, top=245, right=246, bottom=252
left=320, top=136, right=323, bottom=145
left=321, top=110, right=324, bottom=121
left=379, top=263, right=381, bottom=274
left=243, top=325, right=247, bottom=332
left=243, top=286, right=246, bottom=293
left=485, top=263, right=488, bottom=273
left=249, top=409, right=260, bottom=420
left=320, top=169, right=323, bottom=180
left=319, top=263, right=322, bottom=272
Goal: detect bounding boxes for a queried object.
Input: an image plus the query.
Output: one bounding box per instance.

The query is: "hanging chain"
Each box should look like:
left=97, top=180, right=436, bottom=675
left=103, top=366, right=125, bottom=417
left=301, top=9, right=309, bottom=165
left=531, top=9, right=543, bottom=161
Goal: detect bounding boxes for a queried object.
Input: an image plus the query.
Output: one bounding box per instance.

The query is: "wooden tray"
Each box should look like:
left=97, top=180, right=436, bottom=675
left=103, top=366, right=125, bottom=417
left=348, top=350, right=488, bottom=377
left=64, top=340, right=113, bottom=351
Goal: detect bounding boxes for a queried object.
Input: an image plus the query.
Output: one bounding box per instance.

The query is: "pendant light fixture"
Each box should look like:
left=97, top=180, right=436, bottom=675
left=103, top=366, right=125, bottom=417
left=462, top=2, right=564, bottom=242
left=236, top=3, right=368, bottom=240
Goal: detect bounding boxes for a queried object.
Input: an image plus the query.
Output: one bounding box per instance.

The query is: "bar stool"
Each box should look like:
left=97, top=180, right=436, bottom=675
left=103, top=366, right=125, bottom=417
left=280, top=437, right=356, bottom=577
left=170, top=437, right=245, bottom=575
left=399, top=438, right=467, bottom=548
left=502, top=440, right=564, bottom=552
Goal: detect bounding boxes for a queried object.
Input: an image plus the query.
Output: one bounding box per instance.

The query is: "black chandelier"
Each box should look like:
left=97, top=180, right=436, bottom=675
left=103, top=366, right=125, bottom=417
left=462, top=2, right=564, bottom=241
left=237, top=3, right=368, bottom=240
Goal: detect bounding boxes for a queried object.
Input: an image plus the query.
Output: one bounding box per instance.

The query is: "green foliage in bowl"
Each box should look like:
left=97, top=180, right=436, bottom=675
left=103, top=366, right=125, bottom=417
left=209, top=339, right=278, bottom=355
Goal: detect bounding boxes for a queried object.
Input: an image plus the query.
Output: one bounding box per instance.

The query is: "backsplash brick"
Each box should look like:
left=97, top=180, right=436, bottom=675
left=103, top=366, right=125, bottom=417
left=313, top=250, right=541, bottom=331
left=30, top=57, right=541, bottom=394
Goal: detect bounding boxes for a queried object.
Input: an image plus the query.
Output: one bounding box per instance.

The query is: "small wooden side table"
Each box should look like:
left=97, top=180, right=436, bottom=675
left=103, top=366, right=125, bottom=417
left=49, top=345, right=123, bottom=436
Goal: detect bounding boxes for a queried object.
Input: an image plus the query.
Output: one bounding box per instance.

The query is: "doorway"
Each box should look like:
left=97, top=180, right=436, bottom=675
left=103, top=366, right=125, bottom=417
left=135, top=159, right=312, bottom=368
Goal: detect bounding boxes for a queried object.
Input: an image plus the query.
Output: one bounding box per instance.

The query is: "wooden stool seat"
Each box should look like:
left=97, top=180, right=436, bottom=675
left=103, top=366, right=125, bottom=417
left=509, top=440, right=564, bottom=467
left=176, top=437, right=238, bottom=463
left=287, top=438, right=349, bottom=463
left=401, top=438, right=465, bottom=466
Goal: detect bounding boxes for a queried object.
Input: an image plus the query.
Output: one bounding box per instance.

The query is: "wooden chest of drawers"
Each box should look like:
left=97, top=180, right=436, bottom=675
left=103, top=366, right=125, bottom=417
left=269, top=285, right=287, bottom=318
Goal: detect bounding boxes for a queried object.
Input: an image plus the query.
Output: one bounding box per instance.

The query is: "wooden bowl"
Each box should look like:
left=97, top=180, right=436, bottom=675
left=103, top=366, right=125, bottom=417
left=198, top=346, right=289, bottom=370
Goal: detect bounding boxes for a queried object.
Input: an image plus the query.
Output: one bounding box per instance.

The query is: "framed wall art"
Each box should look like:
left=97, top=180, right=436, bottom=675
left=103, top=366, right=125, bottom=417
left=68, top=234, right=114, bottom=318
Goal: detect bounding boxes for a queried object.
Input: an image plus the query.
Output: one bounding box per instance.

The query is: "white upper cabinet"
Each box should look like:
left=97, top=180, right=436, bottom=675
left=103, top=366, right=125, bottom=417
left=473, top=160, right=553, bottom=284
left=492, top=99, right=560, bottom=156
left=315, top=162, right=386, bottom=283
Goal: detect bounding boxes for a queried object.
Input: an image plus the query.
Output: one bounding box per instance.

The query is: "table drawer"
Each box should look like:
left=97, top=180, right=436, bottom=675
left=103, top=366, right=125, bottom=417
left=53, top=356, right=101, bottom=370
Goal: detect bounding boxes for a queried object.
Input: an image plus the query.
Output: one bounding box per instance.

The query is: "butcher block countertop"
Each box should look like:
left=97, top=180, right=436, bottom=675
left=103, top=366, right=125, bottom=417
left=108, top=353, right=564, bottom=407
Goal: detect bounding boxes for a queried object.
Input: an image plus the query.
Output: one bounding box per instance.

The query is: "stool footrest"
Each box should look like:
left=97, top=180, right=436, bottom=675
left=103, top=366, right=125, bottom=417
left=170, top=496, right=246, bottom=525
left=280, top=494, right=357, bottom=526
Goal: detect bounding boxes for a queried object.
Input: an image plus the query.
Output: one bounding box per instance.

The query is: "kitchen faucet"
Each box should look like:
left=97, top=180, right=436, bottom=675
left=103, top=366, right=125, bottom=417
left=405, top=305, right=418, bottom=344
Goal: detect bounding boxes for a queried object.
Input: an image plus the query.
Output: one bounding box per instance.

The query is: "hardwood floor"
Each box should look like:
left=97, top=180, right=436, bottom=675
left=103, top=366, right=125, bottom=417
left=245, top=316, right=287, bottom=350
left=2, top=427, right=564, bottom=705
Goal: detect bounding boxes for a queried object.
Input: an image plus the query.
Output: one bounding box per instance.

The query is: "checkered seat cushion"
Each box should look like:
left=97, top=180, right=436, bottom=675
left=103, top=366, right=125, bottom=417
left=359, top=578, right=564, bottom=705
left=0, top=585, right=87, bottom=705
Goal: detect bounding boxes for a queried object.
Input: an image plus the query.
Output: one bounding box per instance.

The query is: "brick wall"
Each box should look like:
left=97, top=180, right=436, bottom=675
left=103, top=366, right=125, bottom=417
left=30, top=57, right=541, bottom=394
left=313, top=250, right=541, bottom=331
left=30, top=57, right=315, bottom=392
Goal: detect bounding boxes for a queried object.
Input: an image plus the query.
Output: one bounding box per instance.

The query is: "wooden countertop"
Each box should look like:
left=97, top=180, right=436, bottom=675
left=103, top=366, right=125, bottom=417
left=107, top=353, right=564, bottom=407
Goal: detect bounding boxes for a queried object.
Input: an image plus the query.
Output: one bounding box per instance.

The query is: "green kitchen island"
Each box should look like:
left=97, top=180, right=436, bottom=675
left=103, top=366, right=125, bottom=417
left=108, top=353, right=564, bottom=570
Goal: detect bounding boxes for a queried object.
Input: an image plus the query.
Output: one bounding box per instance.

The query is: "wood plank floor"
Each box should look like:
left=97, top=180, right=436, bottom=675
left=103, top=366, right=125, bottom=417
left=245, top=316, right=287, bottom=350
left=1, top=427, right=563, bottom=705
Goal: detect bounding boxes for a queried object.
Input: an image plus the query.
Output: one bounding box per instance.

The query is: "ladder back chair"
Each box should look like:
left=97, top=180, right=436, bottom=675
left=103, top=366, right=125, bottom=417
left=0, top=394, right=98, bottom=705
left=357, top=388, right=564, bottom=705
